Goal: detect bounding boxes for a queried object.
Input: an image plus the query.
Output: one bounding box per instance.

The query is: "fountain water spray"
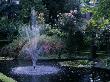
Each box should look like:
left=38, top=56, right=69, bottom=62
left=19, top=7, right=40, bottom=68
left=11, top=8, right=60, bottom=75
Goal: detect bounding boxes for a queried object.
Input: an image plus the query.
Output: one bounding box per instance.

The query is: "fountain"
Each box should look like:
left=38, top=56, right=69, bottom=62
left=11, top=7, right=60, bottom=75
left=3, top=7, right=110, bottom=82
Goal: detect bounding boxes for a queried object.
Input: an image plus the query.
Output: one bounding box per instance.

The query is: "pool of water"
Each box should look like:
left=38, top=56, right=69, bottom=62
left=0, top=60, right=110, bottom=82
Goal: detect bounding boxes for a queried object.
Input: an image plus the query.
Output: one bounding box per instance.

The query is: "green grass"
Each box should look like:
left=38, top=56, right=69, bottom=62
left=59, top=60, right=92, bottom=67
left=0, top=73, right=17, bottom=82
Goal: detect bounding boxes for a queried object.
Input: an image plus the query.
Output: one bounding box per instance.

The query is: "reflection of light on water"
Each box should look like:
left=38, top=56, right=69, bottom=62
left=12, top=65, right=60, bottom=75
left=83, top=73, right=101, bottom=82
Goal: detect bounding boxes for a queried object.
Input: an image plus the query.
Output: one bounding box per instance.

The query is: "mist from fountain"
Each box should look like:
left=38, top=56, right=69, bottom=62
left=11, top=7, right=60, bottom=75
left=21, top=7, right=40, bottom=68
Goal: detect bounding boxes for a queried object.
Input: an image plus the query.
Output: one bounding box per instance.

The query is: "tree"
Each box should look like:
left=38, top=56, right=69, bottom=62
left=19, top=0, right=45, bottom=23
left=42, top=0, right=66, bottom=25
left=97, top=0, right=110, bottom=20
left=43, top=0, right=81, bottom=25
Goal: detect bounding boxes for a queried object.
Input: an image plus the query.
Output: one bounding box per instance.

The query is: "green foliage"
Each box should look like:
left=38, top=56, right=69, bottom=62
left=81, top=6, right=97, bottom=15
left=97, top=0, right=110, bottom=20
left=81, top=1, right=110, bottom=29
left=20, top=0, right=46, bottom=23
left=86, top=17, right=110, bottom=29
left=59, top=60, right=91, bottom=67
left=0, top=37, right=25, bottom=57
left=40, top=34, right=63, bottom=44
left=0, top=19, right=20, bottom=29
left=64, top=0, right=80, bottom=11
left=0, top=18, right=9, bottom=28
left=0, top=73, right=17, bottom=82
left=81, top=0, right=90, bottom=3
left=46, top=27, right=67, bottom=37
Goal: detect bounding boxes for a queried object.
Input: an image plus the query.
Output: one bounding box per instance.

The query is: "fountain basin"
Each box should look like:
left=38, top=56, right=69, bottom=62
left=11, top=65, right=60, bottom=76
left=1, top=60, right=110, bottom=82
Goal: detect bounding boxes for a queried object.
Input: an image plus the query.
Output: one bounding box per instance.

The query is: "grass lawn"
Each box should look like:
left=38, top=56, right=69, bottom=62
left=0, top=73, right=16, bottom=82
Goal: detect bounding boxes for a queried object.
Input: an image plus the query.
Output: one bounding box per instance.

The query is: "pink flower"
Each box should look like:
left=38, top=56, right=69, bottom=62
left=42, top=42, right=64, bottom=54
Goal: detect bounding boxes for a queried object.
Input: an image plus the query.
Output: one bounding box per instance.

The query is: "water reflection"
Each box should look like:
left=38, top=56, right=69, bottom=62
left=0, top=60, right=110, bottom=82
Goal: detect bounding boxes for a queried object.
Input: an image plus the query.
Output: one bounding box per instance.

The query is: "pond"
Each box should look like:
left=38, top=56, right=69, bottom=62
left=0, top=60, right=110, bottom=82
